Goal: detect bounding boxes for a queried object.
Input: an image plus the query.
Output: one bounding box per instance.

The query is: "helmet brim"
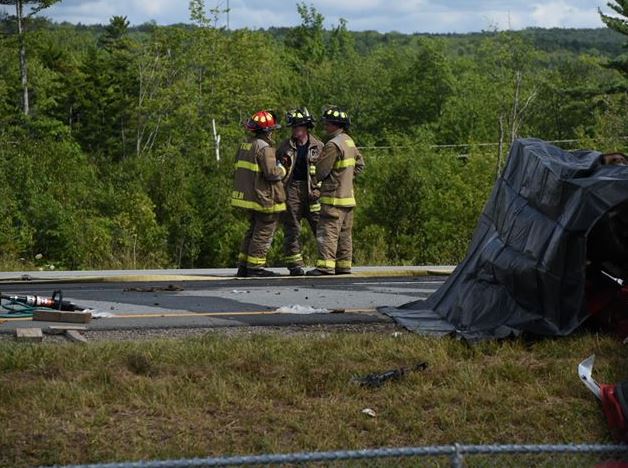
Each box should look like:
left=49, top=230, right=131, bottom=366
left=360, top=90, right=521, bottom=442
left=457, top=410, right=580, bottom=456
left=246, top=122, right=281, bottom=132
left=322, top=118, right=349, bottom=126
left=287, top=122, right=315, bottom=129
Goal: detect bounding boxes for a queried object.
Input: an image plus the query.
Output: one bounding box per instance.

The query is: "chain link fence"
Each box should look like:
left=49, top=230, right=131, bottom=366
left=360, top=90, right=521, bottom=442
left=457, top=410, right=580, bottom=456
left=58, top=443, right=628, bottom=468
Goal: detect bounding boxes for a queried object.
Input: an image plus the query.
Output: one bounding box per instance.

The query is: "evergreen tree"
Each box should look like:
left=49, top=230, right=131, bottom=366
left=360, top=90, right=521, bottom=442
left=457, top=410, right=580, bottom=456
left=599, top=1, right=628, bottom=77
left=285, top=3, right=325, bottom=64
left=98, top=15, right=130, bottom=50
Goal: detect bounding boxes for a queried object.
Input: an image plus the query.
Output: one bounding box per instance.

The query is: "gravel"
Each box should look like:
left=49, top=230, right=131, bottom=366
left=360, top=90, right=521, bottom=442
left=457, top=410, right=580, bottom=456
left=0, top=323, right=403, bottom=343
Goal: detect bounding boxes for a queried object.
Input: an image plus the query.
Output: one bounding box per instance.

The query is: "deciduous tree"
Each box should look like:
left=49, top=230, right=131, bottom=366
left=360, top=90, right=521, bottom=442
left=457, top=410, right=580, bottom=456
left=0, top=0, right=60, bottom=115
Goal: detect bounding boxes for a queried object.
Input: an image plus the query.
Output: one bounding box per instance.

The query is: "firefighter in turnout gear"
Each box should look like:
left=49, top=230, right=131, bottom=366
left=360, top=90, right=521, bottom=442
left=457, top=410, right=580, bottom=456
left=307, top=106, right=365, bottom=276
left=276, top=108, right=324, bottom=276
left=232, top=110, right=287, bottom=277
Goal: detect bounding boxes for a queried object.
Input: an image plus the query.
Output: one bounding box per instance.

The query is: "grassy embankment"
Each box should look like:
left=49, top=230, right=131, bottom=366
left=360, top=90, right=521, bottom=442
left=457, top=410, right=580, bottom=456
left=0, top=329, right=626, bottom=467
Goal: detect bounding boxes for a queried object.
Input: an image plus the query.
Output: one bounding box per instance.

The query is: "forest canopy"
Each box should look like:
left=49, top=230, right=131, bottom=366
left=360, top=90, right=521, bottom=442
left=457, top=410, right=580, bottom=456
left=0, top=1, right=626, bottom=270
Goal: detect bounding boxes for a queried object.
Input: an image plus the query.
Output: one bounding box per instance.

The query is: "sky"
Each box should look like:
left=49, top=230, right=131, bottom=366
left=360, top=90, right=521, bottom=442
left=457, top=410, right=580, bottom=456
left=0, top=0, right=614, bottom=33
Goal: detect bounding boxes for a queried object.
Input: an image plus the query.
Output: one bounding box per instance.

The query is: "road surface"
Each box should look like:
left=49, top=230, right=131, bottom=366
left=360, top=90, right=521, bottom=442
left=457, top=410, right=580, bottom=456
left=0, top=271, right=449, bottom=332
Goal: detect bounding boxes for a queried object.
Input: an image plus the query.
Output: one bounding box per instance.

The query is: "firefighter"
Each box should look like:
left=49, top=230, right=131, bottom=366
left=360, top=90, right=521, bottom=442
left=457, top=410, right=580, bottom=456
left=276, top=108, right=324, bottom=276
left=231, top=110, right=287, bottom=277
left=307, top=106, right=365, bottom=276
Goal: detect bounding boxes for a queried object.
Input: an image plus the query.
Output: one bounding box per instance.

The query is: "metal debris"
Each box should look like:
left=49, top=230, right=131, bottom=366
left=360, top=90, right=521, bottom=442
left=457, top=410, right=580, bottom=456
left=361, top=408, right=377, bottom=417
left=353, top=362, right=428, bottom=388
left=124, top=284, right=184, bottom=293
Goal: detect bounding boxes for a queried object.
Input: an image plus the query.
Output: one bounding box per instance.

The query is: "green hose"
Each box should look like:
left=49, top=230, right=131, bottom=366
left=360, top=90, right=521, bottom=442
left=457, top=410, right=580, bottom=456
left=0, top=299, right=50, bottom=318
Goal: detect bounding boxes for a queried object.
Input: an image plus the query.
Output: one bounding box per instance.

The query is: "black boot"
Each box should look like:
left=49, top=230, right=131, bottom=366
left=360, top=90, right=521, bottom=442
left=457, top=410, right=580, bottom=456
left=306, top=268, right=334, bottom=276
left=247, top=268, right=280, bottom=277
left=236, top=266, right=248, bottom=278
left=289, top=267, right=305, bottom=276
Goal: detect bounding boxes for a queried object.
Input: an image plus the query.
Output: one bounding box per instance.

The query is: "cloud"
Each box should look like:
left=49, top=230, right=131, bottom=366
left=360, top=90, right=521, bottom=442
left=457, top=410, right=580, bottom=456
left=531, top=1, right=600, bottom=29
left=0, top=0, right=609, bottom=32
left=136, top=0, right=172, bottom=17
left=43, top=0, right=118, bottom=24
left=33, top=0, right=183, bottom=25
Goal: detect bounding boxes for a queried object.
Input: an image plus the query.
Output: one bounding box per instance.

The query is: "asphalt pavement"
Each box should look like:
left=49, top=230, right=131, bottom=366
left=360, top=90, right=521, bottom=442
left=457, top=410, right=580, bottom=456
left=0, top=267, right=451, bottom=333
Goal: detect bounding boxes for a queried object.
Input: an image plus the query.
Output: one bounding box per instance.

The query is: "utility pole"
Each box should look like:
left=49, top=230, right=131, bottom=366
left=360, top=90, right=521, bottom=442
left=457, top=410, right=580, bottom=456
left=226, top=0, right=229, bottom=29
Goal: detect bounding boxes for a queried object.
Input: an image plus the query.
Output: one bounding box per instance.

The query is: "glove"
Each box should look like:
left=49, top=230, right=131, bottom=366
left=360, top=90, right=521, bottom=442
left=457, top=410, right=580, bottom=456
left=276, top=162, right=286, bottom=177
left=279, top=155, right=292, bottom=169
left=309, top=188, right=321, bottom=202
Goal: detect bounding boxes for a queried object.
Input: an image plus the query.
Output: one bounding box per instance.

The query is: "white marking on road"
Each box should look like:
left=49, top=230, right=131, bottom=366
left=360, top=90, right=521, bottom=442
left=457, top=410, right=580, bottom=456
left=351, top=281, right=445, bottom=286
left=367, top=288, right=438, bottom=294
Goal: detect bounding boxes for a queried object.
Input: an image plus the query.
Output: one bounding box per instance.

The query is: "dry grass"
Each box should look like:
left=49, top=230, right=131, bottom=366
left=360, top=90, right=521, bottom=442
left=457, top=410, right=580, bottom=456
left=0, top=329, right=626, bottom=467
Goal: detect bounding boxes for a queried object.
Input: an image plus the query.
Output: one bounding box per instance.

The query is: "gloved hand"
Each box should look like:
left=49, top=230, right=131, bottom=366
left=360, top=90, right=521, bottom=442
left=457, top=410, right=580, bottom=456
left=279, top=155, right=292, bottom=169
left=276, top=162, right=287, bottom=179
left=309, top=188, right=321, bottom=202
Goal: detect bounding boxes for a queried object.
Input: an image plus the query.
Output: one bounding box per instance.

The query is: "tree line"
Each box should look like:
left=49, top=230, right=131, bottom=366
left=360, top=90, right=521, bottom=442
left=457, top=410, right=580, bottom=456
left=0, top=0, right=626, bottom=270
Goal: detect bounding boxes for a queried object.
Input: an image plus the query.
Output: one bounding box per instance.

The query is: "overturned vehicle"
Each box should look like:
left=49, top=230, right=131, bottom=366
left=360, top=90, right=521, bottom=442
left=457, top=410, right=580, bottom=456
left=382, top=138, right=628, bottom=341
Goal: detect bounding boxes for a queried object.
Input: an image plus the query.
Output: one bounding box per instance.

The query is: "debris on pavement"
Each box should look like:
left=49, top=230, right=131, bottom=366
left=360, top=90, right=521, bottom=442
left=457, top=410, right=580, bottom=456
left=33, top=309, right=92, bottom=324
left=275, top=305, right=330, bottom=314
left=15, top=328, right=43, bottom=342
left=361, top=408, right=377, bottom=418
left=124, top=284, right=184, bottom=293
left=353, top=362, right=428, bottom=388
left=90, top=311, right=115, bottom=319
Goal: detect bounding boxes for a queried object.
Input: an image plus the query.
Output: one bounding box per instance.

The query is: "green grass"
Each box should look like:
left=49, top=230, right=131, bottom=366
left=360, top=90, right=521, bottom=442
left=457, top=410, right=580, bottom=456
left=0, top=329, right=626, bottom=467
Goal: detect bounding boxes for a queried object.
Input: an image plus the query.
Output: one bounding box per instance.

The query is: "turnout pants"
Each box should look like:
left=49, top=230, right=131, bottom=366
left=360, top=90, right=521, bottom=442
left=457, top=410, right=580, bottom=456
left=315, top=205, right=354, bottom=274
left=282, top=180, right=319, bottom=268
left=238, top=211, right=279, bottom=270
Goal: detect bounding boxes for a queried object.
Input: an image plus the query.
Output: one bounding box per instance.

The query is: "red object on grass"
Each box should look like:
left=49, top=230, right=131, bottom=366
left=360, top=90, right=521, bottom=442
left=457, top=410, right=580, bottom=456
left=601, top=383, right=628, bottom=443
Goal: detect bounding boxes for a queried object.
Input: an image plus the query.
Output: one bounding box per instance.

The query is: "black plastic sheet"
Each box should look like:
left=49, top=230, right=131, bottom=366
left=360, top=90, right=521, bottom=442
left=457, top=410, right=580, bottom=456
left=381, top=138, right=628, bottom=340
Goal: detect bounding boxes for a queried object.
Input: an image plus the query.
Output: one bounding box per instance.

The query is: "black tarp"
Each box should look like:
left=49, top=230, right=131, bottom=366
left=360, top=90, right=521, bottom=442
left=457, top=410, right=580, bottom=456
left=381, top=138, right=628, bottom=340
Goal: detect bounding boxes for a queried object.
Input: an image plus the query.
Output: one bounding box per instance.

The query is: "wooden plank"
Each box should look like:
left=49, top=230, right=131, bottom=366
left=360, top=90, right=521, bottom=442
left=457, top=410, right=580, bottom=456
left=15, top=328, right=43, bottom=342
left=65, top=330, right=88, bottom=344
left=32, top=310, right=91, bottom=324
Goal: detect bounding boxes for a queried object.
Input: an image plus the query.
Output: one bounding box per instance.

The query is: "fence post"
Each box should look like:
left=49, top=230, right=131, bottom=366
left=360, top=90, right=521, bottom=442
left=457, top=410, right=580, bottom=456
left=451, top=443, right=464, bottom=468
left=212, top=118, right=221, bottom=162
